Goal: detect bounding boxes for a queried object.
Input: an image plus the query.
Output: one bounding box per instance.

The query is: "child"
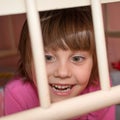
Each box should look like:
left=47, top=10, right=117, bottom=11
left=4, top=6, right=115, bottom=119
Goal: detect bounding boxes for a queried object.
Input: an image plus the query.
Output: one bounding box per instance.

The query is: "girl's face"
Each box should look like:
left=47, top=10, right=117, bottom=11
left=45, top=48, right=93, bottom=103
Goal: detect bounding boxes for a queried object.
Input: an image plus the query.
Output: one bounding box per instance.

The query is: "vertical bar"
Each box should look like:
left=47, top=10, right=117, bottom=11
left=24, top=0, right=51, bottom=108
left=91, top=0, right=111, bottom=90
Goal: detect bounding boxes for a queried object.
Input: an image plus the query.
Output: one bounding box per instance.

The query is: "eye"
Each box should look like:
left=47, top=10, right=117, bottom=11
left=71, top=55, right=85, bottom=63
left=45, top=54, right=56, bottom=63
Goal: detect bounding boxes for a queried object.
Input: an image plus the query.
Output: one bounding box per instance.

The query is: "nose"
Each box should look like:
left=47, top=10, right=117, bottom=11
left=54, top=62, right=71, bottom=78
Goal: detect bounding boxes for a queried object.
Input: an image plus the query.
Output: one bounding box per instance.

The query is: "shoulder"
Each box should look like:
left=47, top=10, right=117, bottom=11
left=88, top=105, right=115, bottom=120
left=73, top=105, right=115, bottom=120
left=5, top=76, right=38, bottom=101
left=5, top=77, right=26, bottom=89
left=5, top=77, right=33, bottom=91
left=4, top=77, right=39, bottom=115
left=5, top=77, right=34, bottom=96
left=81, top=83, right=100, bottom=95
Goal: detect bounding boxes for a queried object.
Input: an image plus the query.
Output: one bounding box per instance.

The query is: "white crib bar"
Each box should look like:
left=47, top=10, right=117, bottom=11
left=25, top=0, right=51, bottom=108
left=0, top=0, right=120, bottom=16
left=1, top=85, right=120, bottom=120
left=91, top=0, right=111, bottom=90
left=0, top=0, right=120, bottom=119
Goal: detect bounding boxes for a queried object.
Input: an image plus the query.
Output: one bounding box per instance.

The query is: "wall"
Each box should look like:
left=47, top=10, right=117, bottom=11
left=106, top=2, right=120, bottom=70
left=0, top=2, right=120, bottom=84
left=0, top=14, right=25, bottom=69
left=0, top=14, right=25, bottom=86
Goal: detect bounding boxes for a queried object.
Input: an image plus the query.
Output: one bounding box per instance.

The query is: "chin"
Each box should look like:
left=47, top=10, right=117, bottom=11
left=51, top=95, right=75, bottom=103
left=51, top=98, right=66, bottom=103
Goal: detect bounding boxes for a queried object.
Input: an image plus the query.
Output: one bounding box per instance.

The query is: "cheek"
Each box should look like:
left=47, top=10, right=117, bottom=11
left=74, top=61, right=93, bottom=84
left=46, top=64, right=55, bottom=76
left=32, top=64, right=52, bottom=87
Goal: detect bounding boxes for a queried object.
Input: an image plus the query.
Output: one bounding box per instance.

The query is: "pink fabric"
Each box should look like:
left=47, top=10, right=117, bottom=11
left=0, top=88, right=4, bottom=117
left=4, top=77, right=39, bottom=115
left=4, top=77, right=115, bottom=119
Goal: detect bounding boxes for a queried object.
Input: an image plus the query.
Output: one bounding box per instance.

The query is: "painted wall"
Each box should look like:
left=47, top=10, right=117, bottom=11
left=106, top=2, right=120, bottom=70
left=0, top=2, right=120, bottom=72
left=0, top=14, right=25, bottom=70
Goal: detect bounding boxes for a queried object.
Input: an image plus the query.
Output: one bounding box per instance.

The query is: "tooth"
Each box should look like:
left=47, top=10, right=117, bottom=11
left=51, top=84, right=73, bottom=91
left=54, top=85, right=57, bottom=88
left=61, top=86, right=64, bottom=89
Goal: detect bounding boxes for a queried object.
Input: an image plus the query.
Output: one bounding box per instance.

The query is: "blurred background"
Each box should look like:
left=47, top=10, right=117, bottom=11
left=0, top=2, right=120, bottom=118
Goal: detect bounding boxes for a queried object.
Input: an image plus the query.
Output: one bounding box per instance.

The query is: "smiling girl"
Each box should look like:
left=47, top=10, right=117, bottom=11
left=4, top=6, right=115, bottom=119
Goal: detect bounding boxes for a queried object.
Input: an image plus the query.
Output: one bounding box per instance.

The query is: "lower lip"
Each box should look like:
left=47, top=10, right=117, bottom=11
left=50, top=86, right=73, bottom=96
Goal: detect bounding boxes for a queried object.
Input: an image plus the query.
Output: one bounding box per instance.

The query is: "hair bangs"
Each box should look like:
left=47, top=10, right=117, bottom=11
left=41, top=8, right=94, bottom=53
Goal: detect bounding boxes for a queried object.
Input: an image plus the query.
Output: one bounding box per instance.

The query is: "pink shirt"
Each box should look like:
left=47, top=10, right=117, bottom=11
left=4, top=77, right=115, bottom=120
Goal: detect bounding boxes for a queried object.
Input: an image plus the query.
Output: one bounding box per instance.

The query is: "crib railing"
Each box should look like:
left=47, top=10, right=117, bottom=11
left=0, top=0, right=120, bottom=120
left=0, top=0, right=120, bottom=16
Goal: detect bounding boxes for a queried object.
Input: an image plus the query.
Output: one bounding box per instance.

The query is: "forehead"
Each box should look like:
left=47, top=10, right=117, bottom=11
left=44, top=46, right=91, bottom=55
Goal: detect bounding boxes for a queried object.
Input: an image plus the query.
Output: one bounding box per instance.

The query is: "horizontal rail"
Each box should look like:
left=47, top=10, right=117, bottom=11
left=106, top=31, right=120, bottom=38
left=0, top=50, right=17, bottom=58
left=1, top=85, right=120, bottom=120
left=0, top=0, right=120, bottom=16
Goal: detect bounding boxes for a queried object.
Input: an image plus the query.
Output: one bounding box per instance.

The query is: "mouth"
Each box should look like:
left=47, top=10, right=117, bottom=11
left=49, top=83, right=75, bottom=96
